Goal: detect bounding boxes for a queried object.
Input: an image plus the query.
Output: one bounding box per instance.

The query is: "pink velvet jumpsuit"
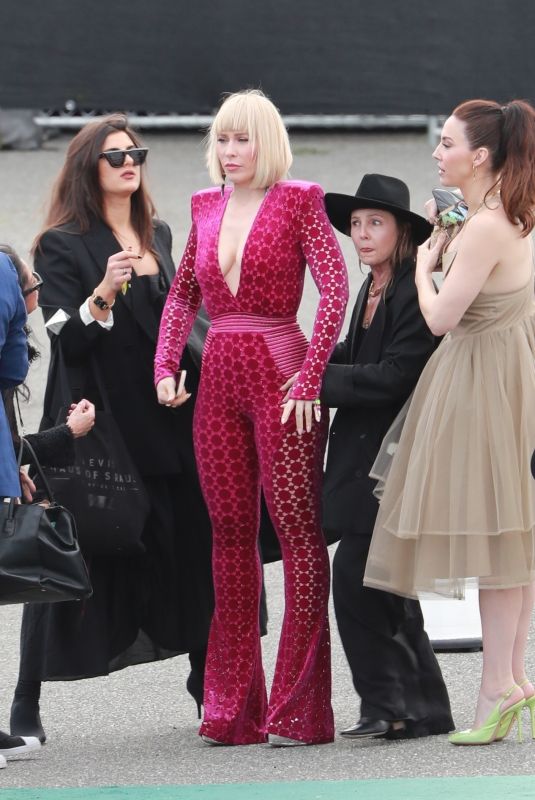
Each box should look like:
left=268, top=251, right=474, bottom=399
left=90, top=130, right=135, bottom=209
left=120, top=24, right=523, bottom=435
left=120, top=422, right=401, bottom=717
left=155, top=180, right=348, bottom=744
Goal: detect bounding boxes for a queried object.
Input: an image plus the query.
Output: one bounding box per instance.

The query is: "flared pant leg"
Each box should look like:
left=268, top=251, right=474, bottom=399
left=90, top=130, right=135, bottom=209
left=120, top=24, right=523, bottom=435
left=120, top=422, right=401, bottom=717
left=196, top=403, right=267, bottom=744
left=259, top=407, right=333, bottom=743
left=194, top=332, right=333, bottom=744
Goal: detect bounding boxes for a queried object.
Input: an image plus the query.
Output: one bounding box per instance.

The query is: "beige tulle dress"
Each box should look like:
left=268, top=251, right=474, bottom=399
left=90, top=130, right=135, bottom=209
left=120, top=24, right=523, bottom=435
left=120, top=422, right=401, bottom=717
left=364, top=250, right=535, bottom=599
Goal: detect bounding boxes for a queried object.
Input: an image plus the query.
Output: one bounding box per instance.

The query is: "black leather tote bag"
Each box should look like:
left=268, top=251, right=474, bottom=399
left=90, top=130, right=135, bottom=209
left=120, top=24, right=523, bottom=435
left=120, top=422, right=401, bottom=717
left=0, top=439, right=92, bottom=605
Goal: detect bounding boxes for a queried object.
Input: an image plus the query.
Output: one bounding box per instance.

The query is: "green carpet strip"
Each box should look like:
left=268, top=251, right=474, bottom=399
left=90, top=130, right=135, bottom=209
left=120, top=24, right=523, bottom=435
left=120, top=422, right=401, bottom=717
left=2, top=776, right=535, bottom=800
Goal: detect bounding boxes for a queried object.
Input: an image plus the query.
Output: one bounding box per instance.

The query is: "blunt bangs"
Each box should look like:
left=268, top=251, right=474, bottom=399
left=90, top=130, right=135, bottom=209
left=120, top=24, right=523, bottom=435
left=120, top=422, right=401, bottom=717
left=206, top=90, right=293, bottom=189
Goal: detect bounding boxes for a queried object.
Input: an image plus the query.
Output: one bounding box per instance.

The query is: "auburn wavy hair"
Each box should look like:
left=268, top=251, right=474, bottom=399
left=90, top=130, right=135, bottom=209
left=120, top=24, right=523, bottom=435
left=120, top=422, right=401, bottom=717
left=453, top=99, right=535, bottom=235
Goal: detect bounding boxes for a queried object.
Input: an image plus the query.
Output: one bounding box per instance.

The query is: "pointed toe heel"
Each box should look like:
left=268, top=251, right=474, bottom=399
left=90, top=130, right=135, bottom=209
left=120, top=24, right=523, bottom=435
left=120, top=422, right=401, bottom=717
left=339, top=718, right=390, bottom=739
left=449, top=686, right=524, bottom=746
left=201, top=734, right=226, bottom=746
left=268, top=734, right=310, bottom=747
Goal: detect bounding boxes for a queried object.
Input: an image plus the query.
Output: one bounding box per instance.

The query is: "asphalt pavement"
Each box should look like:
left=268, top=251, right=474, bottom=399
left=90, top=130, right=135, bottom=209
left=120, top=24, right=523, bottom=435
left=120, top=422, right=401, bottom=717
left=0, top=131, right=534, bottom=796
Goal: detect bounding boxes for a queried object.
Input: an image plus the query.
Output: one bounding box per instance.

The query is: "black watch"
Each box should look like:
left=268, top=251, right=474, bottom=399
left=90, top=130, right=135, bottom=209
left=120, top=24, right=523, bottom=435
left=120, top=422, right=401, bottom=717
left=91, top=294, right=115, bottom=311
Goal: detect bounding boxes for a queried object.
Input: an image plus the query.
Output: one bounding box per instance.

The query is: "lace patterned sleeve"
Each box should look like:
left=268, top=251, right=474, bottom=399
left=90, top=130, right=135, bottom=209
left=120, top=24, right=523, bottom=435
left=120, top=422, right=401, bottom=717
left=154, top=209, right=202, bottom=387
left=290, top=184, right=349, bottom=400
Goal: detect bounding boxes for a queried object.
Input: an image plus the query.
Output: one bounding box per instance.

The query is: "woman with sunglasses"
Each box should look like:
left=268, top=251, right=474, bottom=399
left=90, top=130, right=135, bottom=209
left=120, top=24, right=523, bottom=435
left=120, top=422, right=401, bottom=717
left=9, top=115, right=214, bottom=743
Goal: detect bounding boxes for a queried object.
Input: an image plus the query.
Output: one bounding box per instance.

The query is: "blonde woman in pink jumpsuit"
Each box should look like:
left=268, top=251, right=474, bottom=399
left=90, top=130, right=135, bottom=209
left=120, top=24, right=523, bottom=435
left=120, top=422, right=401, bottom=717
left=155, top=90, right=348, bottom=746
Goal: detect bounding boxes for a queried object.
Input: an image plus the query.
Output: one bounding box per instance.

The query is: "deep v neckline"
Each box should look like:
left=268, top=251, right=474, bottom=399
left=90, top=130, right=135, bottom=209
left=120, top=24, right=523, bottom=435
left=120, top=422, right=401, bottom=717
left=215, top=185, right=273, bottom=299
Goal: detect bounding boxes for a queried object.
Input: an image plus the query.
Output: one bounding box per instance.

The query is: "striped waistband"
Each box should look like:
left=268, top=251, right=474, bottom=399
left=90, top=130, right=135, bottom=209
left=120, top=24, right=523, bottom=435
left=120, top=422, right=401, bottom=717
left=208, top=313, right=308, bottom=376
left=210, top=313, right=298, bottom=333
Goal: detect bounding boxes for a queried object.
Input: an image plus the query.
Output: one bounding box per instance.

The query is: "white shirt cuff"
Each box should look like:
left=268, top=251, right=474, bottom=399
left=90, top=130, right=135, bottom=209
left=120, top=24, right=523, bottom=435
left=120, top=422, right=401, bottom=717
left=80, top=298, right=114, bottom=329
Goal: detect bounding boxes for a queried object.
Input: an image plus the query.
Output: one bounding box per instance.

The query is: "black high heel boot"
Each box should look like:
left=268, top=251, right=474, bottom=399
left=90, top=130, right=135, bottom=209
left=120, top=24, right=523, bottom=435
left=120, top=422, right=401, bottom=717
left=10, top=681, right=46, bottom=744
left=186, top=670, right=204, bottom=719
left=187, top=647, right=206, bottom=719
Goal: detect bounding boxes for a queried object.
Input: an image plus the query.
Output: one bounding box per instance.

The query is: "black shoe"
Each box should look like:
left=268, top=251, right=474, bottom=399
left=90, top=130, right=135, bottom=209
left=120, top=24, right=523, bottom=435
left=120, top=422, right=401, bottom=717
left=10, top=698, right=46, bottom=745
left=0, top=730, right=41, bottom=758
left=186, top=670, right=204, bottom=719
left=339, top=717, right=391, bottom=739
left=187, top=648, right=206, bottom=720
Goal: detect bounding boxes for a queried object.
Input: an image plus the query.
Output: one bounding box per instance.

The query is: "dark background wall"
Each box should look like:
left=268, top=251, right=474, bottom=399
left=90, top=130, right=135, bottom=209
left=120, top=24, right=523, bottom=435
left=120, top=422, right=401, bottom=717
left=1, top=0, right=534, bottom=115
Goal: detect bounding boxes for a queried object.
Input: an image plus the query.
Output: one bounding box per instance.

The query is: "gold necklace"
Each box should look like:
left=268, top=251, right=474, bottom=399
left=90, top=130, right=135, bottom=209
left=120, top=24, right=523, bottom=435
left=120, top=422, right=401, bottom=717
left=464, top=190, right=501, bottom=224
left=362, top=278, right=389, bottom=329
left=464, top=201, right=485, bottom=223
left=368, top=279, right=388, bottom=298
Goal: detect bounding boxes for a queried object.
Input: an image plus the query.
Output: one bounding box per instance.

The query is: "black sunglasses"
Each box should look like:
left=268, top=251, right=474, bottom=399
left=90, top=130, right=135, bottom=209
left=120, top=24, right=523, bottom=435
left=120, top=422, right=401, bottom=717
left=22, top=272, right=43, bottom=297
left=99, top=147, right=148, bottom=168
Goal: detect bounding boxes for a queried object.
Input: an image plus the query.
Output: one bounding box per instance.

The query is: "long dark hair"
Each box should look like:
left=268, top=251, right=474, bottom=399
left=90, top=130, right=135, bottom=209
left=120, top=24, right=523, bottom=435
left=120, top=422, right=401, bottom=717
left=453, top=99, right=535, bottom=234
left=34, top=114, right=156, bottom=252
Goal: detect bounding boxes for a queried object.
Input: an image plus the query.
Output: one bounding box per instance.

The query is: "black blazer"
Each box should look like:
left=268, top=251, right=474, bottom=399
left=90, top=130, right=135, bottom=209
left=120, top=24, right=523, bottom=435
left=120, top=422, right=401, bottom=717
left=321, top=259, right=437, bottom=538
left=36, top=218, right=204, bottom=477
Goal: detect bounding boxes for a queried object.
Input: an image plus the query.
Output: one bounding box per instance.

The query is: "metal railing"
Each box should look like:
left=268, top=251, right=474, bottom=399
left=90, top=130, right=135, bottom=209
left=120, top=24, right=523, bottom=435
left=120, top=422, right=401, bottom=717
left=33, top=111, right=446, bottom=145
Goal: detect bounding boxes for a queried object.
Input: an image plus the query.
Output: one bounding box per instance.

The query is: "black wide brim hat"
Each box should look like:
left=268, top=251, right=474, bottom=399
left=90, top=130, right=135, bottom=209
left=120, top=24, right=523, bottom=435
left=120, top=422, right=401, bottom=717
left=325, top=173, right=432, bottom=245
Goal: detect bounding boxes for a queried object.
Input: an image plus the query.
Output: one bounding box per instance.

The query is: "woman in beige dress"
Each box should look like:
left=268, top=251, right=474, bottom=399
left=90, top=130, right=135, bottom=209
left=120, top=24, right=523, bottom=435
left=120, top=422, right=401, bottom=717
left=364, top=99, right=535, bottom=745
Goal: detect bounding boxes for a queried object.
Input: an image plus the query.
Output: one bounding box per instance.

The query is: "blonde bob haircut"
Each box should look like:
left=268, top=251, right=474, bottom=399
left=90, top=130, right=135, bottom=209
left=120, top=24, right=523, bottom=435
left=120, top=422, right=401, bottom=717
left=206, top=89, right=293, bottom=189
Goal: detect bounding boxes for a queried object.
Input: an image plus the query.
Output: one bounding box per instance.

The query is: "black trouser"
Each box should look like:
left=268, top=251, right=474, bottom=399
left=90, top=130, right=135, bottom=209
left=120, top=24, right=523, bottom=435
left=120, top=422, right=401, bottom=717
left=332, top=533, right=454, bottom=736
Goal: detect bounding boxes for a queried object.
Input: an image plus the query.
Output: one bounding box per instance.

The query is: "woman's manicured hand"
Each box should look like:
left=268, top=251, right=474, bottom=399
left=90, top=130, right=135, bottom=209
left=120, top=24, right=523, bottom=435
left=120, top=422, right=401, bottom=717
left=156, top=372, right=191, bottom=407
left=281, top=398, right=320, bottom=435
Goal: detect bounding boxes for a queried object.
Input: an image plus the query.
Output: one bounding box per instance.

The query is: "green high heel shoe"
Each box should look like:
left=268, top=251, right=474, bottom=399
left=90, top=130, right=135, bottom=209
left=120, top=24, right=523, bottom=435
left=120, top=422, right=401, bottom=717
left=524, top=696, right=535, bottom=739
left=519, top=679, right=535, bottom=739
left=449, top=686, right=524, bottom=746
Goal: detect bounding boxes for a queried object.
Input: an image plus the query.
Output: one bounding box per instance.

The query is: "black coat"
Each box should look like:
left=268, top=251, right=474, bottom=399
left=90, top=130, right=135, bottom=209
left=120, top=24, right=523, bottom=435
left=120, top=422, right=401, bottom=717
left=18, top=218, right=217, bottom=680
left=321, top=259, right=437, bottom=538
left=36, top=218, right=201, bottom=477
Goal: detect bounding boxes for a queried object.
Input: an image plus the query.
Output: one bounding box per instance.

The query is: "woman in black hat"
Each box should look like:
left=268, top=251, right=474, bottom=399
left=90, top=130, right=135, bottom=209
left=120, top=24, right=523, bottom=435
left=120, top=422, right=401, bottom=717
left=320, top=174, right=453, bottom=739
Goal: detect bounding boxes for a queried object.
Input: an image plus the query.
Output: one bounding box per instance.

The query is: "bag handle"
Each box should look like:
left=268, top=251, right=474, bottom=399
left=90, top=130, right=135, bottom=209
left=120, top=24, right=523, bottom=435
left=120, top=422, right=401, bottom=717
left=2, top=438, right=56, bottom=537
left=19, top=438, right=57, bottom=506
left=88, top=353, right=112, bottom=414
